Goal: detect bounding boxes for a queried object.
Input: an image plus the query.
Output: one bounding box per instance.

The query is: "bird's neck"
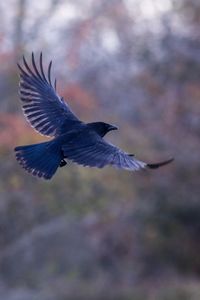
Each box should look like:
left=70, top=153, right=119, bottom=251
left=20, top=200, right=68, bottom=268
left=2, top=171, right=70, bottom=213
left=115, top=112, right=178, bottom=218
left=87, top=122, right=106, bottom=137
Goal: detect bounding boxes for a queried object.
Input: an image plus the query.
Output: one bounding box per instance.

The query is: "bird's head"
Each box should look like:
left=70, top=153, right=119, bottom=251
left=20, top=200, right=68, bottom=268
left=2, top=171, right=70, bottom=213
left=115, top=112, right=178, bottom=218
left=87, top=122, right=118, bottom=137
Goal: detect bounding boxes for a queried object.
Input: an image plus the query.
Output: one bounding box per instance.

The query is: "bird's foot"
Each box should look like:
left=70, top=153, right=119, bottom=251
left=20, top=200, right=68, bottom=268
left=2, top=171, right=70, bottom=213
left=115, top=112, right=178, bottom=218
left=60, top=159, right=67, bottom=167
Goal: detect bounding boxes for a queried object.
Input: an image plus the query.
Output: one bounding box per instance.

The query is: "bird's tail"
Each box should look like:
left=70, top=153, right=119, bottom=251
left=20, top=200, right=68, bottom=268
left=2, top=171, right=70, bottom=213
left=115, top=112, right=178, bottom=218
left=14, top=140, right=62, bottom=179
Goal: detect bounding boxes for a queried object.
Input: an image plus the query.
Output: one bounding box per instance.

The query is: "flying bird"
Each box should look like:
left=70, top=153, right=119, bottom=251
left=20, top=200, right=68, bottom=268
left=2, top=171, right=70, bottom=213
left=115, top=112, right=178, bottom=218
left=14, top=53, right=173, bottom=180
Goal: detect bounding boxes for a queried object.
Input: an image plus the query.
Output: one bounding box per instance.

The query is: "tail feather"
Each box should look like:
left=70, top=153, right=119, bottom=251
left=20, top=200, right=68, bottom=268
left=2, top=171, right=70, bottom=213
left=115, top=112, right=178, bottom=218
left=15, top=140, right=62, bottom=179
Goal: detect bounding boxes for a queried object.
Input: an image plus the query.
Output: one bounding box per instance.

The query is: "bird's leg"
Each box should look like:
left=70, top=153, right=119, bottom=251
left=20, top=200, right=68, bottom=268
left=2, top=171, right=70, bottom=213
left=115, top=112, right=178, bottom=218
left=59, top=159, right=67, bottom=167
left=60, top=151, right=67, bottom=167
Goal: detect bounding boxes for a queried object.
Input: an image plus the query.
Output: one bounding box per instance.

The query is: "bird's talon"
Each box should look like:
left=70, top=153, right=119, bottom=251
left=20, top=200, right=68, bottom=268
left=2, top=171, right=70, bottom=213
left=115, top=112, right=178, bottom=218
left=60, top=159, right=67, bottom=167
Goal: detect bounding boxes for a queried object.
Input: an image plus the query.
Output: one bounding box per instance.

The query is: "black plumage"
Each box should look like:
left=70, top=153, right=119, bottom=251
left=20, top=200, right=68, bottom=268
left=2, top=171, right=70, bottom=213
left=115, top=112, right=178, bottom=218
left=15, top=53, right=173, bottom=179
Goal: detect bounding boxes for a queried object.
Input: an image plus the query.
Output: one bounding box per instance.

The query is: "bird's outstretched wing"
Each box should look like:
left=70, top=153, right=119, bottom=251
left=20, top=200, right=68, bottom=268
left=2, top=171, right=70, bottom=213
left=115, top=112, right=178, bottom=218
left=62, top=130, right=173, bottom=170
left=18, top=53, right=80, bottom=137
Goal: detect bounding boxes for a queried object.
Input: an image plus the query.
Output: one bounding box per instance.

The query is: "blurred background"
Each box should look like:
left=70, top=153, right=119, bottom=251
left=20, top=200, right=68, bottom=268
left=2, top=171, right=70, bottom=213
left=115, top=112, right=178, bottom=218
left=0, top=0, right=200, bottom=299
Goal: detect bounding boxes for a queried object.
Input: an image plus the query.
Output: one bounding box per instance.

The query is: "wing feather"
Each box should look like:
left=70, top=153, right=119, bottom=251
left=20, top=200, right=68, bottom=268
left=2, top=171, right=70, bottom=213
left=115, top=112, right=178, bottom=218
left=62, top=130, right=147, bottom=171
left=18, top=53, right=80, bottom=137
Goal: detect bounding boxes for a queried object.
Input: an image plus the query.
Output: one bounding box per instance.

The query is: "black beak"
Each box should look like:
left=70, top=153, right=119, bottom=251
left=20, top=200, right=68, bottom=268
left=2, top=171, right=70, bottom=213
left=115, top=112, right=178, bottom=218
left=109, top=125, right=118, bottom=131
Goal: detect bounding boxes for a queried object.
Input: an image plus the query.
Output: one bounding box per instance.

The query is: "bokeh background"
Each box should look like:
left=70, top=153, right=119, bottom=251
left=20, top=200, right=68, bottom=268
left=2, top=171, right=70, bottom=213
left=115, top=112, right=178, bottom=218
left=0, top=0, right=200, bottom=299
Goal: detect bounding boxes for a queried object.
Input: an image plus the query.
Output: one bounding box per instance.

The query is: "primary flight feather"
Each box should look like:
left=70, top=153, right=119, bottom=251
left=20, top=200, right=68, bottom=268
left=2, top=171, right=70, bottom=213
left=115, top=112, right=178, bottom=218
left=15, top=53, right=173, bottom=179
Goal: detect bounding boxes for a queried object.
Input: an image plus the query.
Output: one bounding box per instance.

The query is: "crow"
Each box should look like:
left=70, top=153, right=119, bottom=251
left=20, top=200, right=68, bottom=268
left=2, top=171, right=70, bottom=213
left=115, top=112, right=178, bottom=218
left=14, top=53, right=173, bottom=180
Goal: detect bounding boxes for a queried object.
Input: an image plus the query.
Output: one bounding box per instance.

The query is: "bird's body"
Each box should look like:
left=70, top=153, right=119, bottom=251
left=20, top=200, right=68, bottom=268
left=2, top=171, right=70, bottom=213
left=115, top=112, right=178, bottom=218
left=15, top=53, right=173, bottom=179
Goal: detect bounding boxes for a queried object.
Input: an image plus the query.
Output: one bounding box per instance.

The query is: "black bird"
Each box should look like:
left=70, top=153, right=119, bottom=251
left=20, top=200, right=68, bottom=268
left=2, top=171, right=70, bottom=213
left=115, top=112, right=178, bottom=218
left=15, top=53, right=173, bottom=180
